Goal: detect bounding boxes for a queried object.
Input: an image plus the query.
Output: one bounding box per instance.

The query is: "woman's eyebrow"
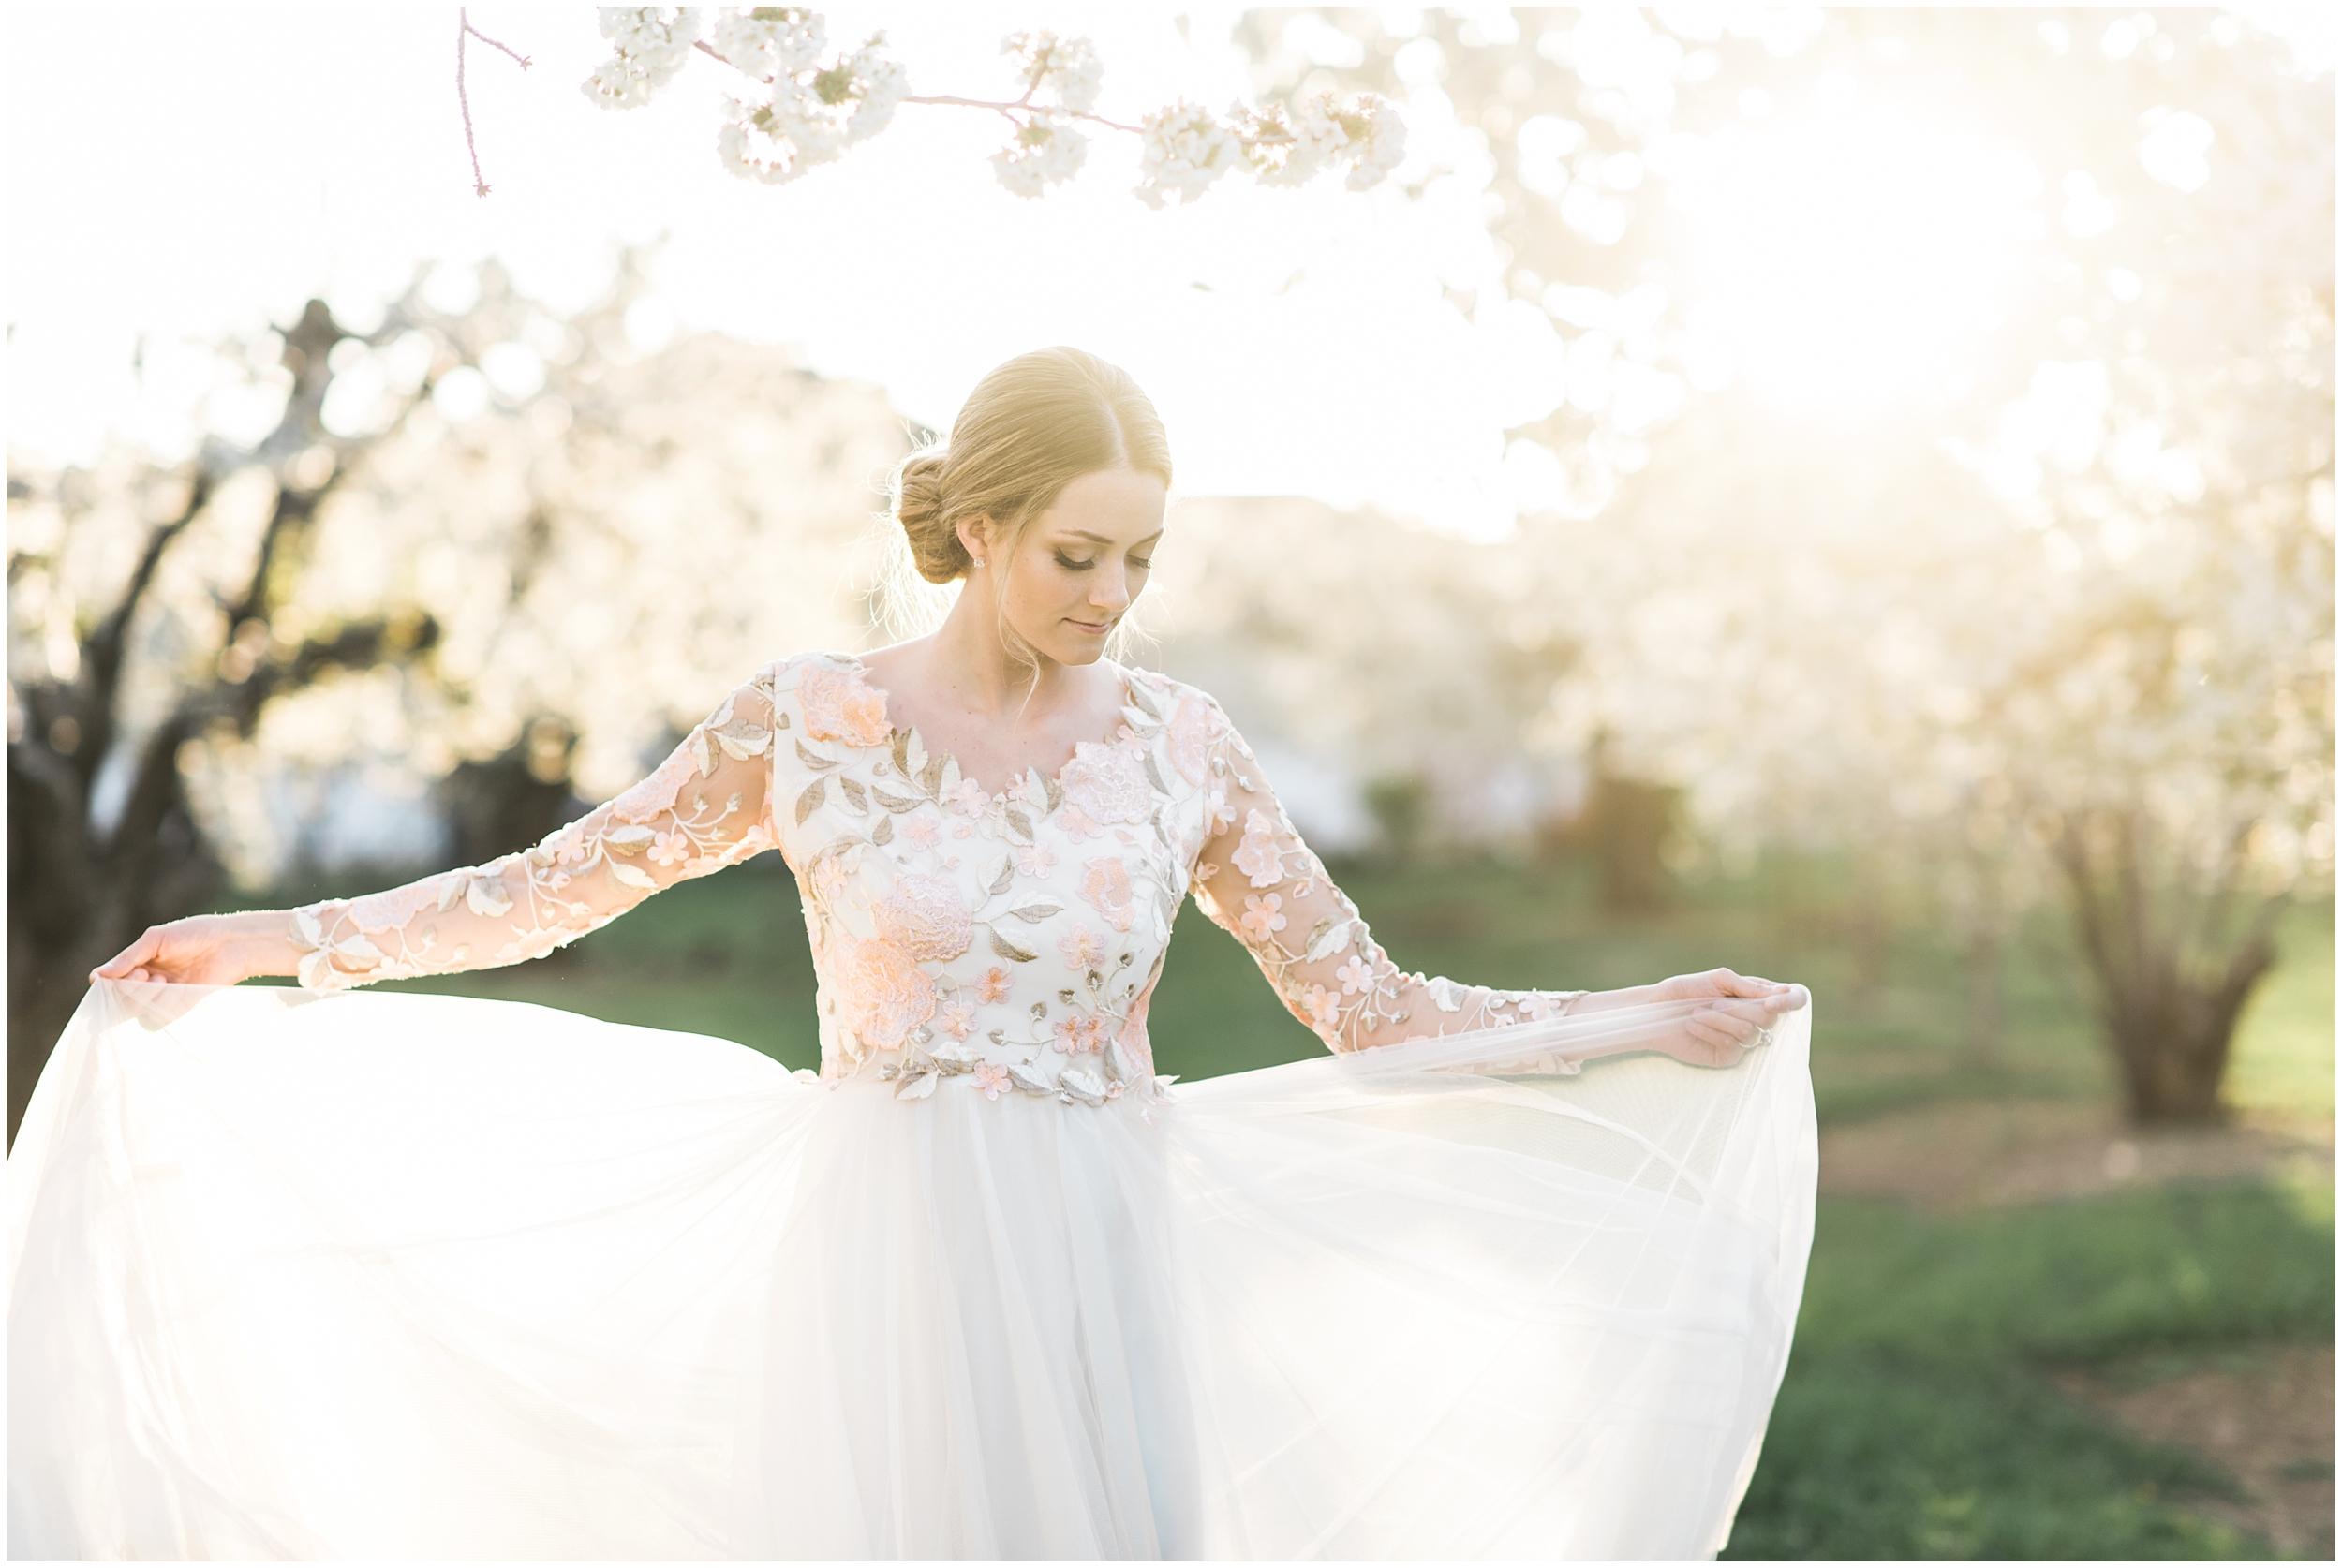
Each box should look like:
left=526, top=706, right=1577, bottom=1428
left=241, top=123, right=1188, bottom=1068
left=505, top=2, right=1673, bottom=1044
left=1060, top=529, right=1164, bottom=546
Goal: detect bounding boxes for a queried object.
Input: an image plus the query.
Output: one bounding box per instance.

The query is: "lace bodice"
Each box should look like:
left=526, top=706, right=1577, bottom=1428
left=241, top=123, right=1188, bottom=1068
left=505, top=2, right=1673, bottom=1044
left=290, top=654, right=1582, bottom=1107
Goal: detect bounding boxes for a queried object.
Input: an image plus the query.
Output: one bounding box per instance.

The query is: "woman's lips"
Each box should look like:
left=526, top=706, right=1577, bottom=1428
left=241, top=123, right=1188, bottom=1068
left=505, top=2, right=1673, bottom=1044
left=1067, top=618, right=1112, bottom=634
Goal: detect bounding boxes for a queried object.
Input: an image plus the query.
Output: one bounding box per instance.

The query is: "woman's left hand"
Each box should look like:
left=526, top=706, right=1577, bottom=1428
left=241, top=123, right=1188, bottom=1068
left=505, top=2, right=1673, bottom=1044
left=1646, top=969, right=1806, bottom=1067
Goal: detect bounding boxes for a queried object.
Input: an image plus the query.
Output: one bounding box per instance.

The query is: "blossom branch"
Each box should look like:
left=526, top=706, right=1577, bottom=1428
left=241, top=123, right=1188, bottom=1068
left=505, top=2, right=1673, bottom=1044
left=573, top=9, right=1403, bottom=204
left=456, top=7, right=531, bottom=199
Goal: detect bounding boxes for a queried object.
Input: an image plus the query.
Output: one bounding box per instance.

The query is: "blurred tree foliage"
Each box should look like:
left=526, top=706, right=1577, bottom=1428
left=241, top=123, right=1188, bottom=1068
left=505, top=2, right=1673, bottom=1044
left=1245, top=6, right=2333, bottom=1120
left=6, top=259, right=909, bottom=1141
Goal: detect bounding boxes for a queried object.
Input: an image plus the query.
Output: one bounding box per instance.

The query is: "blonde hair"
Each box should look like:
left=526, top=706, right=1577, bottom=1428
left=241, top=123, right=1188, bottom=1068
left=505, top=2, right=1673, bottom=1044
left=888, top=347, right=1172, bottom=586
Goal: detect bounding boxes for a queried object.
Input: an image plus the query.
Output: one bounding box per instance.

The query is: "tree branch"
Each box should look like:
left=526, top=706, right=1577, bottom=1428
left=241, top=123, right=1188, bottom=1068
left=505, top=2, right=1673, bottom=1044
left=456, top=7, right=531, bottom=199
left=902, top=95, right=1143, bottom=136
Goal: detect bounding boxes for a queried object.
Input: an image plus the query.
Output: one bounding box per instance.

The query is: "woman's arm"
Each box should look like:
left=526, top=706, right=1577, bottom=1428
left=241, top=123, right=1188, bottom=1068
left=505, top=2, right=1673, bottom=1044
left=96, top=668, right=786, bottom=990
left=1186, top=707, right=1797, bottom=1065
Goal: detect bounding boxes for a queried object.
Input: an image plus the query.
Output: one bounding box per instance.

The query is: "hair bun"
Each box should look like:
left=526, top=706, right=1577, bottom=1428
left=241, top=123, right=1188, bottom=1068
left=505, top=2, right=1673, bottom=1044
left=892, top=448, right=968, bottom=584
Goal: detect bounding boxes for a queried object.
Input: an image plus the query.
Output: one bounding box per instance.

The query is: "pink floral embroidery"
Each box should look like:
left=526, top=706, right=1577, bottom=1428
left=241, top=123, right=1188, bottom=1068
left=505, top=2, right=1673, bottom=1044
left=809, top=858, right=851, bottom=907
left=901, top=812, right=941, bottom=851
left=610, top=747, right=699, bottom=824
left=1060, top=924, right=1108, bottom=971
left=1079, top=856, right=1135, bottom=932
left=1060, top=740, right=1151, bottom=825
left=1300, top=984, right=1341, bottom=1039
left=873, top=874, right=972, bottom=962
left=938, top=1000, right=977, bottom=1041
left=945, top=777, right=989, bottom=817
left=976, top=966, right=1013, bottom=1004
left=1168, top=695, right=1223, bottom=786
left=1204, top=787, right=1236, bottom=834
left=647, top=829, right=690, bottom=868
left=1015, top=842, right=1058, bottom=879
left=798, top=665, right=892, bottom=747
left=1335, top=954, right=1375, bottom=995
left=1233, top=808, right=1282, bottom=887
left=833, top=935, right=936, bottom=1052
left=1058, top=800, right=1103, bottom=842
left=971, top=1060, right=1012, bottom=1100
left=1238, top=893, right=1286, bottom=942
left=1118, top=981, right=1157, bottom=1077
left=1054, top=1013, right=1104, bottom=1054
left=344, top=875, right=461, bottom=938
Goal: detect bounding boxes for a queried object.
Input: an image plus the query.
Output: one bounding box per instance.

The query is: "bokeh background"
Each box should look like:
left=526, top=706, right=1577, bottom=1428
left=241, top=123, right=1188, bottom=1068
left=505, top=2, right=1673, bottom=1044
left=7, top=5, right=2334, bottom=1557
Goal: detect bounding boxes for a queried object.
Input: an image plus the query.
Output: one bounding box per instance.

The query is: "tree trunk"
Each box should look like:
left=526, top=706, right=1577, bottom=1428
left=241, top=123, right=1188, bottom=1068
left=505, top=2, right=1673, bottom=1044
left=2053, top=811, right=2276, bottom=1125
left=1587, top=771, right=1677, bottom=915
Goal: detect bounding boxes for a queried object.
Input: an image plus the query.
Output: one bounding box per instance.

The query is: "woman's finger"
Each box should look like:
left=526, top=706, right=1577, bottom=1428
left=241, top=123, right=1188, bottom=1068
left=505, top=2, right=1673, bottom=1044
left=1695, top=998, right=1773, bottom=1029
left=93, top=930, right=160, bottom=981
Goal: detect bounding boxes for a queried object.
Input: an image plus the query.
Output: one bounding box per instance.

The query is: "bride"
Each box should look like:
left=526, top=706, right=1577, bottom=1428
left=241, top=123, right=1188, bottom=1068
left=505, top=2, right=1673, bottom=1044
left=14, top=348, right=1816, bottom=1561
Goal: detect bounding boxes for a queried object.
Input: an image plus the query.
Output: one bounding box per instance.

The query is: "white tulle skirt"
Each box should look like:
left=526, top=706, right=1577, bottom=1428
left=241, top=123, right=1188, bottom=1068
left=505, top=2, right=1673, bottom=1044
left=8, top=981, right=1816, bottom=1561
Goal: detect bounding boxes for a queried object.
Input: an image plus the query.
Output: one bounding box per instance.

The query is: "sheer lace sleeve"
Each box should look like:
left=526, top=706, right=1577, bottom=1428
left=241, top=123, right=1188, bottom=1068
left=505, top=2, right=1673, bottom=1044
left=1186, top=702, right=1582, bottom=1053
left=288, top=666, right=787, bottom=991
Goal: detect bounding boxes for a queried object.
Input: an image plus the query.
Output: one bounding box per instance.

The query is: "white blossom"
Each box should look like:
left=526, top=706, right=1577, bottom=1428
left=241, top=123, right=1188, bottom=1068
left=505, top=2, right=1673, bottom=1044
left=1340, top=92, right=1408, bottom=190
left=1237, top=92, right=1406, bottom=191
left=839, top=37, right=909, bottom=142
left=713, top=30, right=906, bottom=185
left=582, top=7, right=704, bottom=111
left=990, top=112, right=1089, bottom=198
left=1134, top=100, right=1242, bottom=209
left=1001, top=30, right=1104, bottom=115
left=708, top=5, right=824, bottom=81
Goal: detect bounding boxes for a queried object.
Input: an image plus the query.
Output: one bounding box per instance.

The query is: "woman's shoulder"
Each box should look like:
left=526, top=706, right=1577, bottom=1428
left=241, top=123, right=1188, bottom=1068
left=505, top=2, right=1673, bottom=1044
left=751, top=649, right=865, bottom=685
left=1119, top=662, right=1234, bottom=725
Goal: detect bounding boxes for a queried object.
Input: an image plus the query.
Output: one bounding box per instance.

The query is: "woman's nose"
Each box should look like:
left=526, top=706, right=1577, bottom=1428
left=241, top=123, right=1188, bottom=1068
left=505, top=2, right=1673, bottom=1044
left=1091, top=567, right=1133, bottom=613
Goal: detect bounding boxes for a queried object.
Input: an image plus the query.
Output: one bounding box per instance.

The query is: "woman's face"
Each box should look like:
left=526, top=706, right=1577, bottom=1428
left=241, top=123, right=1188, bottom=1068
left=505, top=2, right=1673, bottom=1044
left=982, top=466, right=1166, bottom=668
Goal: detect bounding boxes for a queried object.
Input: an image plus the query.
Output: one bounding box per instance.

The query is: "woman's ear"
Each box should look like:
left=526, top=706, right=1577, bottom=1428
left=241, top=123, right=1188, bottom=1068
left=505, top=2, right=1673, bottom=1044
left=956, top=514, right=995, bottom=569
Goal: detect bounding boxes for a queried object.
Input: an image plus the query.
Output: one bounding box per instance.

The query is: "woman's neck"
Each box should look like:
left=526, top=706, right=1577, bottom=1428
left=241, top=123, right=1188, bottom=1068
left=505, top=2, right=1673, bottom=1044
left=919, top=593, right=1081, bottom=727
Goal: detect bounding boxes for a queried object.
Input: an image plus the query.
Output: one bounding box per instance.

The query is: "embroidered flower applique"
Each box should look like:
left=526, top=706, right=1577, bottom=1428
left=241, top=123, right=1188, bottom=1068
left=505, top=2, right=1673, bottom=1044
left=874, top=874, right=973, bottom=961
left=1059, top=924, right=1108, bottom=971
left=1060, top=740, right=1151, bottom=825
left=1079, top=856, right=1136, bottom=932
left=798, top=665, right=892, bottom=747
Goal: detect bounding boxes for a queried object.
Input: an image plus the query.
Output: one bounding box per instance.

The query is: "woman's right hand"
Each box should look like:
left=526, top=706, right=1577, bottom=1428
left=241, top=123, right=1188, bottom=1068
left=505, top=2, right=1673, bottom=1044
left=92, top=912, right=296, bottom=987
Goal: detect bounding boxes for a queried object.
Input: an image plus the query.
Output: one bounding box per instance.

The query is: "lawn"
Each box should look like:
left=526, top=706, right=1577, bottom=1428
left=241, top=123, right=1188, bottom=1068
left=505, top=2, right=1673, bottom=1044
left=329, top=852, right=2332, bottom=1558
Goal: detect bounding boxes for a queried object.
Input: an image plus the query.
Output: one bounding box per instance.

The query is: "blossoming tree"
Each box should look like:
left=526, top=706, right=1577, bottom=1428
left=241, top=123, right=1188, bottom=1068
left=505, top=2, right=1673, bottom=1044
left=1264, top=6, right=2332, bottom=1118
left=5, top=258, right=912, bottom=1142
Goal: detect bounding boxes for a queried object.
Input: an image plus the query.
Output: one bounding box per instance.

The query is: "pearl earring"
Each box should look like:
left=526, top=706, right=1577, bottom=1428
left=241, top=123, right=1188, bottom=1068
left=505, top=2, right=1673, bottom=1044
left=973, top=556, right=986, bottom=568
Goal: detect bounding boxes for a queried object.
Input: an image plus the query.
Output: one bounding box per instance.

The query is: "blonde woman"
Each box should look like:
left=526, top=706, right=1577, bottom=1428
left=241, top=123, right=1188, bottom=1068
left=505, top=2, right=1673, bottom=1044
left=18, top=348, right=1816, bottom=1561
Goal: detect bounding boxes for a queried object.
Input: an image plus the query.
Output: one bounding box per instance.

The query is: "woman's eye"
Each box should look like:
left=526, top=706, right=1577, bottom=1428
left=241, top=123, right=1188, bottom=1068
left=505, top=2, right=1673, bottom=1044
left=1130, top=556, right=1153, bottom=571
left=1054, top=552, right=1094, bottom=571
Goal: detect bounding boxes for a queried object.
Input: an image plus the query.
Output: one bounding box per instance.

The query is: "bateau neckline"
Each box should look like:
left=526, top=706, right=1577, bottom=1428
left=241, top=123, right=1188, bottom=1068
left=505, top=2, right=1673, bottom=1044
left=837, top=654, right=1138, bottom=803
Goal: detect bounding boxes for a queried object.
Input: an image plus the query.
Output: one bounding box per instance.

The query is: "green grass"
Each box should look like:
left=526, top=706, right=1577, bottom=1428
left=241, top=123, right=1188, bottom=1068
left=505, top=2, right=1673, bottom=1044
left=276, top=852, right=2333, bottom=1559
left=1728, top=1180, right=2333, bottom=1560
left=2231, top=898, right=2337, bottom=1121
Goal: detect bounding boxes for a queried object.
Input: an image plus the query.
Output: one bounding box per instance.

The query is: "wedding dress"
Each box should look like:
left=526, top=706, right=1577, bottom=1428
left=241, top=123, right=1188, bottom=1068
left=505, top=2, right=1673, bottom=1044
left=8, top=654, right=1816, bottom=1561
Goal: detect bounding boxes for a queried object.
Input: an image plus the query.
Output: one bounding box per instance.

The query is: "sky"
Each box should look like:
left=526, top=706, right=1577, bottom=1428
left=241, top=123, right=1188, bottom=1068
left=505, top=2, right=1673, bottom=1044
left=6, top=4, right=2330, bottom=539
left=6, top=2, right=1577, bottom=535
